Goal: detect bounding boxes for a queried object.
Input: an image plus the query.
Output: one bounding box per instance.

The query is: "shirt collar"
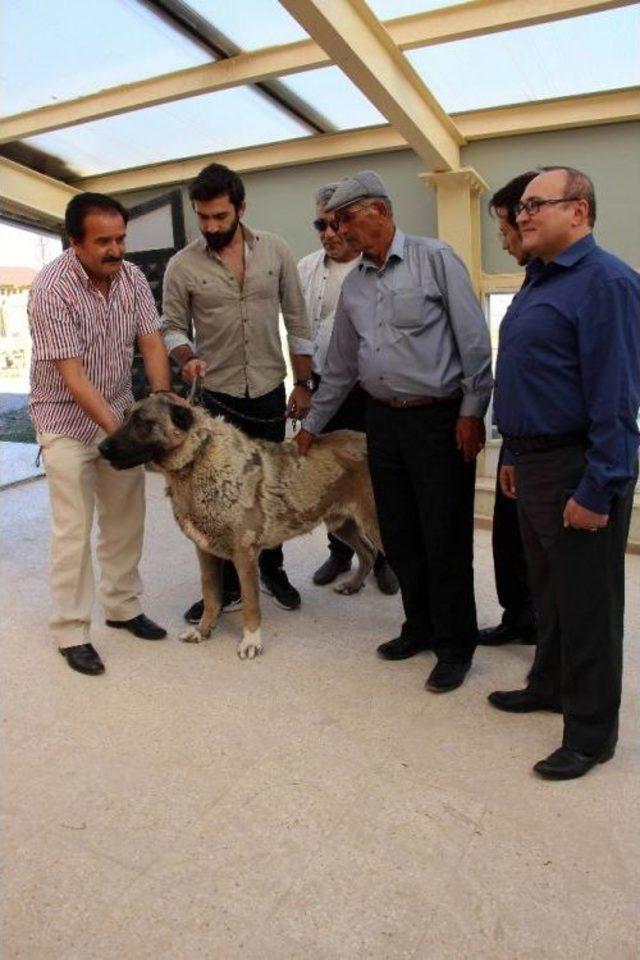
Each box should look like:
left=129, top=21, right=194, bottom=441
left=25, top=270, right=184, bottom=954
left=528, top=233, right=596, bottom=275
left=360, top=227, right=405, bottom=272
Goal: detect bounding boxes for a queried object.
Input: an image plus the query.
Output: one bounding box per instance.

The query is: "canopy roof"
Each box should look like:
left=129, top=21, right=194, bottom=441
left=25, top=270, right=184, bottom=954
left=1, top=0, right=638, bottom=223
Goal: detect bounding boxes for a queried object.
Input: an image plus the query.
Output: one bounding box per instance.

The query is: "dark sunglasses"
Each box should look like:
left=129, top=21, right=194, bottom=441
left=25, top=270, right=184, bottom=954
left=312, top=217, right=339, bottom=232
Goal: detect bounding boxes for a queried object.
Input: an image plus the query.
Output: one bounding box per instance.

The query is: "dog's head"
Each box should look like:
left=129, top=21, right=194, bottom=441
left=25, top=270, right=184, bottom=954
left=99, top=394, right=196, bottom=470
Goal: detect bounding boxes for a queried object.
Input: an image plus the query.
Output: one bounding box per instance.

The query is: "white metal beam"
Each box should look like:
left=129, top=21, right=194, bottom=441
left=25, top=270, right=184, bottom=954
left=0, top=158, right=78, bottom=223
left=279, top=0, right=461, bottom=170
left=74, top=87, right=639, bottom=196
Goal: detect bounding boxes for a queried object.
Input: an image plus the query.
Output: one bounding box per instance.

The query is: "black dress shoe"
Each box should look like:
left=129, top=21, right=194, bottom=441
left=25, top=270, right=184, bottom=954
left=313, top=555, right=352, bottom=585
left=377, top=635, right=431, bottom=660
left=488, top=688, right=562, bottom=713
left=373, top=558, right=400, bottom=595
left=533, top=744, right=615, bottom=780
left=105, top=613, right=167, bottom=640
left=426, top=659, right=471, bottom=692
left=59, top=643, right=105, bottom=675
left=478, top=623, right=536, bottom=645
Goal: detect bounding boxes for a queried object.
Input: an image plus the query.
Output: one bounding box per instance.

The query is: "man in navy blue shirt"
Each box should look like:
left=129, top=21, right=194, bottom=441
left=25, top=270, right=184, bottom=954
left=491, top=166, right=640, bottom=780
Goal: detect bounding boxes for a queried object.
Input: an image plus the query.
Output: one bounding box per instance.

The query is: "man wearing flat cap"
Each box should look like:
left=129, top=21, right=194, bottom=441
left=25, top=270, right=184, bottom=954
left=297, top=171, right=492, bottom=693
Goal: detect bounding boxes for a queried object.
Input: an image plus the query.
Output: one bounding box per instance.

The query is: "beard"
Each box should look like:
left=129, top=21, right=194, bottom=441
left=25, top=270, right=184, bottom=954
left=202, top=215, right=240, bottom=252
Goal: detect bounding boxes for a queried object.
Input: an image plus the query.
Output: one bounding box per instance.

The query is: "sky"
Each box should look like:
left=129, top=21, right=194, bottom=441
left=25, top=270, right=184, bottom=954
left=0, top=223, right=62, bottom=270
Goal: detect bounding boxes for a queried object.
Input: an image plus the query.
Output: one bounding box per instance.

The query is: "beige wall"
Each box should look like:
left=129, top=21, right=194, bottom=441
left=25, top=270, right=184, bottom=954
left=117, top=121, right=640, bottom=271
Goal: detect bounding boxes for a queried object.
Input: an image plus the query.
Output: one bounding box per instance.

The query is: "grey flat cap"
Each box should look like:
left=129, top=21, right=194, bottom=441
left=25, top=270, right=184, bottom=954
left=324, top=170, right=389, bottom=212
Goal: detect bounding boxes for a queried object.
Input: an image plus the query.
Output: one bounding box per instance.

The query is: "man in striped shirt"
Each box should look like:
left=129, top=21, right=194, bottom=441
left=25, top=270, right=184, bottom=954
left=29, top=192, right=171, bottom=676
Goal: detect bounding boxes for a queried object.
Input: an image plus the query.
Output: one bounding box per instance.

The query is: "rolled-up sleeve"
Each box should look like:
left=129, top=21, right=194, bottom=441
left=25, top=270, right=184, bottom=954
left=29, top=288, right=81, bottom=360
left=278, top=240, right=313, bottom=356
left=161, top=257, right=194, bottom=353
left=432, top=247, right=493, bottom=417
left=303, top=293, right=359, bottom=434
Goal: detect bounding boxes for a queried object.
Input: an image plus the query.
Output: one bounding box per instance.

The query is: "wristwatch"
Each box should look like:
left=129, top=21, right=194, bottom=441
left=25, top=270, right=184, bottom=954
left=294, top=378, right=314, bottom=391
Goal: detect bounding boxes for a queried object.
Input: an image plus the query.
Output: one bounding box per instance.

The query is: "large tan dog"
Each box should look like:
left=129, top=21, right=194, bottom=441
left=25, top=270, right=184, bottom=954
left=99, top=394, right=381, bottom=659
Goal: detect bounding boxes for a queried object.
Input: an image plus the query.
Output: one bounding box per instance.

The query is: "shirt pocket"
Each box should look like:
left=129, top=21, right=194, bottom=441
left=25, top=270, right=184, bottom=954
left=391, top=283, right=440, bottom=330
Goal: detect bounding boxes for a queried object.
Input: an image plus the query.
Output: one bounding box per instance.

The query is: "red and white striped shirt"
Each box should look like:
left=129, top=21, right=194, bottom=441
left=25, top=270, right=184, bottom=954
left=29, top=249, right=161, bottom=443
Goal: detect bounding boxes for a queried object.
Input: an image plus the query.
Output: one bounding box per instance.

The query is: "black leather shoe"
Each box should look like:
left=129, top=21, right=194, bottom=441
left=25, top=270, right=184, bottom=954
left=105, top=613, right=167, bottom=640
left=426, top=659, right=471, bottom=692
left=533, top=744, right=615, bottom=780
left=373, top=558, right=400, bottom=595
left=313, top=555, right=352, bottom=585
left=488, top=688, right=562, bottom=713
left=59, top=643, right=105, bottom=675
left=377, top=635, right=431, bottom=660
left=478, top=623, right=536, bottom=645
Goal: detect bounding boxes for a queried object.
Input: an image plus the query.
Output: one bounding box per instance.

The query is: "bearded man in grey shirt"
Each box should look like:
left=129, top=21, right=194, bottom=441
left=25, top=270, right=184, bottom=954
left=297, top=171, right=493, bottom=693
left=162, top=162, right=313, bottom=617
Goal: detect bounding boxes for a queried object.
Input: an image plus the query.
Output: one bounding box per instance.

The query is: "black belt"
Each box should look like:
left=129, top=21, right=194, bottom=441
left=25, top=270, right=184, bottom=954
left=370, top=389, right=462, bottom=409
left=502, top=431, right=588, bottom=455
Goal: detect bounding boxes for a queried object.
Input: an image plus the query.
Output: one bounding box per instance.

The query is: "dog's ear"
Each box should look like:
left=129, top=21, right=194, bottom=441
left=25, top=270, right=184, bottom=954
left=169, top=403, right=195, bottom=432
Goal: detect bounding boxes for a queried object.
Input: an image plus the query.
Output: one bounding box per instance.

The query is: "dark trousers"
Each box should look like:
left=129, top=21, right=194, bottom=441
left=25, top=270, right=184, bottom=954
left=366, top=398, right=478, bottom=663
left=202, top=384, right=286, bottom=593
left=316, top=376, right=369, bottom=563
left=516, top=445, right=636, bottom=754
left=492, top=446, right=535, bottom=630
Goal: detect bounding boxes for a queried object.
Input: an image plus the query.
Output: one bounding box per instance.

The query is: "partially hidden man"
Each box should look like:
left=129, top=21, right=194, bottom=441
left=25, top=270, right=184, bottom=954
left=29, top=193, right=171, bottom=676
left=491, top=166, right=640, bottom=780
left=297, top=171, right=493, bottom=693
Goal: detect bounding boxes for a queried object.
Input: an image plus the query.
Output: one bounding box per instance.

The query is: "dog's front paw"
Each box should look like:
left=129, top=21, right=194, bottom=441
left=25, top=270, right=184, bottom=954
left=237, top=628, right=263, bottom=660
left=334, top=578, right=365, bottom=596
left=179, top=626, right=208, bottom=643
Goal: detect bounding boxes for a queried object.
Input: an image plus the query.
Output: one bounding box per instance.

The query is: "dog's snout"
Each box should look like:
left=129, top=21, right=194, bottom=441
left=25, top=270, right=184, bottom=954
left=98, top=437, right=115, bottom=460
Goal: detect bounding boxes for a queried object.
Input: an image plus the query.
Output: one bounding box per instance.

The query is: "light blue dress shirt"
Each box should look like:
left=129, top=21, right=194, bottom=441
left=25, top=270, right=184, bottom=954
left=304, top=229, right=492, bottom=434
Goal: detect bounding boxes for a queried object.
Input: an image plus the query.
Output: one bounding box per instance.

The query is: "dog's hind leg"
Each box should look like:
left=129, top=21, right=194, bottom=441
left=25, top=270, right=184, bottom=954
left=233, top=551, right=263, bottom=660
left=179, top=548, right=222, bottom=643
left=327, top=517, right=376, bottom=595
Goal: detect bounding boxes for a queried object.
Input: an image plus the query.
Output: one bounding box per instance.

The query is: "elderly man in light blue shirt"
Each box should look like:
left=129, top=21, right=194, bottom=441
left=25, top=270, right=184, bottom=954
left=297, top=170, right=492, bottom=693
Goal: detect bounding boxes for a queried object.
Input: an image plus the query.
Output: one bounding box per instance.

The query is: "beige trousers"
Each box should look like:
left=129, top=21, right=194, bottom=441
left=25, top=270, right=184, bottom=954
left=38, top=431, right=146, bottom=649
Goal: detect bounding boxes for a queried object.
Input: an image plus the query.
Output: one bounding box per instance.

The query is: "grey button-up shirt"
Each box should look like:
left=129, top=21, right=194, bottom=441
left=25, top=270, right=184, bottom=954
left=162, top=225, right=312, bottom=398
left=303, top=229, right=492, bottom=433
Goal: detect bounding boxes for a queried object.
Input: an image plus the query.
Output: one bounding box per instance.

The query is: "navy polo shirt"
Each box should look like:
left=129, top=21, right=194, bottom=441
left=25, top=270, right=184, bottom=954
left=494, top=234, right=640, bottom=513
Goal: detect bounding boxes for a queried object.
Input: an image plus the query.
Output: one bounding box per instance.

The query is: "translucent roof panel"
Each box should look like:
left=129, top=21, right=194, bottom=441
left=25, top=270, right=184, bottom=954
left=185, top=0, right=308, bottom=49
left=0, top=0, right=212, bottom=116
left=280, top=67, right=385, bottom=130
left=406, top=7, right=640, bottom=113
left=367, top=0, right=475, bottom=16
left=24, top=88, right=311, bottom=178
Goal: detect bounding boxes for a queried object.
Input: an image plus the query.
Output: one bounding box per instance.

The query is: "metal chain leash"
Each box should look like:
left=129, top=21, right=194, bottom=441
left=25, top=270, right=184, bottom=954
left=188, top=374, right=294, bottom=427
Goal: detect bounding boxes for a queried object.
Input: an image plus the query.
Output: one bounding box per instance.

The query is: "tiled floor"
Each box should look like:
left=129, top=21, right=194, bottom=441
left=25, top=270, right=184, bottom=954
left=2, top=473, right=639, bottom=959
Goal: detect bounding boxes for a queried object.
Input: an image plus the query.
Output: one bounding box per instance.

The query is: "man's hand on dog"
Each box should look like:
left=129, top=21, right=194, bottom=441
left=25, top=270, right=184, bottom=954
left=295, top=429, right=314, bottom=455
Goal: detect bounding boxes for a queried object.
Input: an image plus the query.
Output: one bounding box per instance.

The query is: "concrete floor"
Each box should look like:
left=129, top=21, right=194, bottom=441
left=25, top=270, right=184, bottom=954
left=2, top=472, right=639, bottom=960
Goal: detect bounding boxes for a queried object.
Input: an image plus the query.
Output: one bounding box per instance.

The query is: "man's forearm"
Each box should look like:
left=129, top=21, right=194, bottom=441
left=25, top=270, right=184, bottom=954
left=291, top=353, right=312, bottom=381
left=138, top=333, right=171, bottom=392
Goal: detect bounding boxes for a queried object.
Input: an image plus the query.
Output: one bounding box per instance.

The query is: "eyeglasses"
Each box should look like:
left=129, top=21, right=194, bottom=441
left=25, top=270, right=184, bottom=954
left=515, top=197, right=581, bottom=216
